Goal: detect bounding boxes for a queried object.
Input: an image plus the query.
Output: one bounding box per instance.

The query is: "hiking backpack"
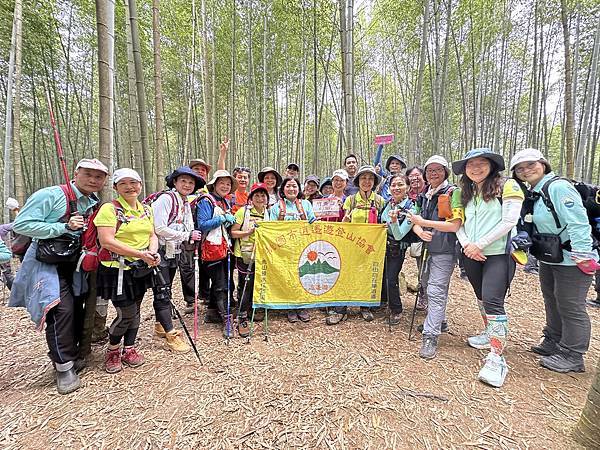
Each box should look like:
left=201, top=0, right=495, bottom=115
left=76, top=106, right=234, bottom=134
left=527, top=177, right=600, bottom=247
left=142, top=190, right=180, bottom=225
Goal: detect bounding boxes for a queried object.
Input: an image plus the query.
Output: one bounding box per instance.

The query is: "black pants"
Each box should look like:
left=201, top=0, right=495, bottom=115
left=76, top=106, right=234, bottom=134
left=46, top=265, right=84, bottom=364
left=179, top=248, right=210, bottom=304
left=109, top=299, right=143, bottom=346
left=204, top=259, right=228, bottom=316
left=462, top=254, right=515, bottom=315
left=152, top=253, right=178, bottom=333
left=381, top=244, right=406, bottom=314
left=236, top=260, right=255, bottom=316
left=539, top=263, right=592, bottom=354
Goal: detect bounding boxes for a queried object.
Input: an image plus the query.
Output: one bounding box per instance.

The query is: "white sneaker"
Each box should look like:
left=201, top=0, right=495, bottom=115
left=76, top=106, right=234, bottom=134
left=467, top=331, right=491, bottom=349
left=478, top=353, right=508, bottom=388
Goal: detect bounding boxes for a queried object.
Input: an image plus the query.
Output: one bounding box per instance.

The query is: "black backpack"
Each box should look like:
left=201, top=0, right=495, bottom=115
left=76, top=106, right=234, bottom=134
left=524, top=177, right=600, bottom=247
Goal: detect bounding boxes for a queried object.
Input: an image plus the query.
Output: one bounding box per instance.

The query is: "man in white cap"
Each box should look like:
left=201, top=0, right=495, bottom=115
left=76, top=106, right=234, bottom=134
left=9, top=158, right=109, bottom=395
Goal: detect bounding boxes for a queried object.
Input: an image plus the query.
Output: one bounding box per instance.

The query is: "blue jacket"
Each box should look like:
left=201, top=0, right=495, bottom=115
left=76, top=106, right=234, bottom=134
left=380, top=198, right=413, bottom=242
left=197, top=193, right=230, bottom=234
left=531, top=172, right=598, bottom=266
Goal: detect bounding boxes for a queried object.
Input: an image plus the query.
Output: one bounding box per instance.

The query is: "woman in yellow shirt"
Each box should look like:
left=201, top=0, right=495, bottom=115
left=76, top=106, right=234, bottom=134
left=94, top=169, right=160, bottom=374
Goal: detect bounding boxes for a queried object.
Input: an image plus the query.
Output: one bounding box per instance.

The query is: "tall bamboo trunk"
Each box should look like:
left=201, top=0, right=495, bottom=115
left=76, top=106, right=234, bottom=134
left=128, top=0, right=153, bottom=195
left=153, top=0, right=166, bottom=188
left=560, top=0, right=575, bottom=178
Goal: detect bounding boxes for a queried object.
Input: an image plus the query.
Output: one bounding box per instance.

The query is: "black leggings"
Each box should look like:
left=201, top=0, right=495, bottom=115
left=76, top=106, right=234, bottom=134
left=381, top=244, right=407, bottom=313
left=109, top=298, right=143, bottom=346
left=237, top=260, right=255, bottom=316
left=462, top=254, right=515, bottom=315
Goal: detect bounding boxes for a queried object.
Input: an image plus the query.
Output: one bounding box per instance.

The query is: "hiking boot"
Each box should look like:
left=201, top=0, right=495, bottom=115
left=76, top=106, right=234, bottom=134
left=540, top=350, right=585, bottom=373
left=238, top=316, right=251, bottom=338
left=467, top=330, right=490, bottom=349
left=416, top=292, right=428, bottom=311
left=287, top=311, right=299, bottom=323
left=586, top=294, right=600, bottom=308
left=204, top=308, right=221, bottom=323
left=184, top=302, right=196, bottom=315
left=478, top=352, right=508, bottom=388
left=165, top=330, right=191, bottom=353
left=388, top=312, right=402, bottom=326
left=222, top=315, right=235, bottom=338
left=297, top=309, right=310, bottom=322
left=417, top=321, right=449, bottom=334
left=56, top=367, right=81, bottom=395
left=326, top=311, right=347, bottom=325
left=531, top=337, right=559, bottom=356
left=360, top=307, right=374, bottom=322
left=105, top=347, right=122, bottom=373
left=122, top=347, right=145, bottom=367
left=524, top=266, right=539, bottom=275
left=419, top=334, right=438, bottom=360
left=154, top=322, right=167, bottom=338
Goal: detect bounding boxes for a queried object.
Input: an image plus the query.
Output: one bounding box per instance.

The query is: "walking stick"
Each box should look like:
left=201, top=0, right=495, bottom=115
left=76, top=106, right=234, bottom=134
left=408, top=245, right=429, bottom=341
left=193, top=243, right=199, bottom=341
left=152, top=267, right=202, bottom=363
left=225, top=250, right=232, bottom=344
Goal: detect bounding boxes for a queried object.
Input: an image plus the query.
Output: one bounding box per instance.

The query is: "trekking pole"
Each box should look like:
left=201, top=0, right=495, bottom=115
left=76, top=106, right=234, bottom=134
left=193, top=243, right=200, bottom=341
left=152, top=266, right=202, bottom=363
left=225, top=249, right=232, bottom=345
left=408, top=245, right=428, bottom=341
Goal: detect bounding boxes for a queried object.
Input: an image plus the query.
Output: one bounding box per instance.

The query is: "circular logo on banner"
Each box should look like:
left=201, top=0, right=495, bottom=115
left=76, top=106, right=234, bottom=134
left=298, top=241, right=341, bottom=296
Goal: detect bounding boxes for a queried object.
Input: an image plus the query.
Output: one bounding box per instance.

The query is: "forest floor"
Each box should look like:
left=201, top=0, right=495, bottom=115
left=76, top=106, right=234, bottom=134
left=0, top=259, right=597, bottom=449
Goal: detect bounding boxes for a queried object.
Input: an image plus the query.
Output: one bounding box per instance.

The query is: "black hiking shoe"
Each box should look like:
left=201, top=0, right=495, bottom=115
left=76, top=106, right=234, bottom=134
left=388, top=312, right=402, bottom=326
left=417, top=321, right=449, bottom=334
left=419, top=334, right=438, bottom=360
left=540, top=350, right=585, bottom=373
left=531, top=337, right=559, bottom=356
left=204, top=308, right=221, bottom=323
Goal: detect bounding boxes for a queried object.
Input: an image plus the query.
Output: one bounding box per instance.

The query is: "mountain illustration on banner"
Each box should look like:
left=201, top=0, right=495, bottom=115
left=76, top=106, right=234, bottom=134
left=298, top=258, right=339, bottom=277
left=297, top=241, right=341, bottom=296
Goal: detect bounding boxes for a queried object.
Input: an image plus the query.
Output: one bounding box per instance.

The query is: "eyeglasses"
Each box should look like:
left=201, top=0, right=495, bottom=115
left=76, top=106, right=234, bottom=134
left=514, top=161, right=538, bottom=174
left=425, top=168, right=445, bottom=175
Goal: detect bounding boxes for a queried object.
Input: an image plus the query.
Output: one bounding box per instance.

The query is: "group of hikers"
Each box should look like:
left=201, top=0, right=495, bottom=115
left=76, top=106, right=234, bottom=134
left=1, top=141, right=599, bottom=395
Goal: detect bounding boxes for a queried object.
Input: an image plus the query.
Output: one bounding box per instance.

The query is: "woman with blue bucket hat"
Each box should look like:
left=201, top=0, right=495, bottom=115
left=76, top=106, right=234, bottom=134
left=452, top=148, right=525, bottom=388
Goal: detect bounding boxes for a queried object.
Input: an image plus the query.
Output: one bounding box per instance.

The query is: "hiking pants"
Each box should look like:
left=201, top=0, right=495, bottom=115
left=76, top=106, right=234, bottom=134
left=539, top=263, right=592, bottom=355
left=422, top=253, right=455, bottom=336
left=237, top=260, right=255, bottom=317
left=45, top=266, right=85, bottom=364
left=204, top=259, right=228, bottom=317
left=595, top=271, right=600, bottom=296
left=381, top=244, right=407, bottom=314
left=178, top=248, right=210, bottom=305
left=109, top=298, right=143, bottom=347
left=462, top=254, right=515, bottom=316
left=152, top=248, right=178, bottom=333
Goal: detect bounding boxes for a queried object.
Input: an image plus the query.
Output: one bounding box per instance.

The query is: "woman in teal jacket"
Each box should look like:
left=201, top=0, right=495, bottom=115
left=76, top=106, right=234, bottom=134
left=510, top=148, right=598, bottom=374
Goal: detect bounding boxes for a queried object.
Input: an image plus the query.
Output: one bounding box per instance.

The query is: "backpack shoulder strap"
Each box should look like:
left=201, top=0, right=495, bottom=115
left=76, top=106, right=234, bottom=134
left=278, top=198, right=286, bottom=220
left=166, top=191, right=180, bottom=225
left=295, top=199, right=307, bottom=220
left=111, top=199, right=128, bottom=233
left=58, top=184, right=74, bottom=220
left=539, top=176, right=562, bottom=228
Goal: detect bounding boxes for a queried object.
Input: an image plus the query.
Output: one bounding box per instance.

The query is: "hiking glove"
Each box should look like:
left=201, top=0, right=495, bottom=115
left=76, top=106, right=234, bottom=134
left=222, top=214, right=236, bottom=226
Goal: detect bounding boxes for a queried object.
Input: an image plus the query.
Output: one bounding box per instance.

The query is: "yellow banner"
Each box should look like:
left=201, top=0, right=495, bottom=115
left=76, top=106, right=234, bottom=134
left=253, top=221, right=387, bottom=309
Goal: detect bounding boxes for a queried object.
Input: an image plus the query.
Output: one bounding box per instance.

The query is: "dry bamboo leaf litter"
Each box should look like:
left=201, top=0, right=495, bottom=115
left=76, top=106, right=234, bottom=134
left=0, top=262, right=596, bottom=449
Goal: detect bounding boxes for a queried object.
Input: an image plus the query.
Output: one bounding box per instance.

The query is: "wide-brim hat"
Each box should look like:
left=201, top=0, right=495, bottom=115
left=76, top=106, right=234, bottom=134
left=320, top=177, right=332, bottom=190
left=257, top=167, right=283, bottom=186
left=249, top=182, right=269, bottom=199
left=385, top=154, right=407, bottom=171
left=166, top=166, right=206, bottom=191
left=188, top=158, right=212, bottom=173
left=206, top=169, right=238, bottom=193
left=353, top=165, right=382, bottom=187
left=509, top=148, right=547, bottom=171
left=452, top=148, right=505, bottom=175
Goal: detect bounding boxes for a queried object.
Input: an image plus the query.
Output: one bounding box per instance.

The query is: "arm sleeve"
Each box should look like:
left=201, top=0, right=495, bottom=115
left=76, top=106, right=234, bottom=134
left=13, top=188, right=69, bottom=239
left=456, top=226, right=470, bottom=247
left=474, top=198, right=523, bottom=249
left=152, top=194, right=188, bottom=243
left=390, top=217, right=413, bottom=241
left=197, top=199, right=222, bottom=234
left=549, top=181, right=595, bottom=254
